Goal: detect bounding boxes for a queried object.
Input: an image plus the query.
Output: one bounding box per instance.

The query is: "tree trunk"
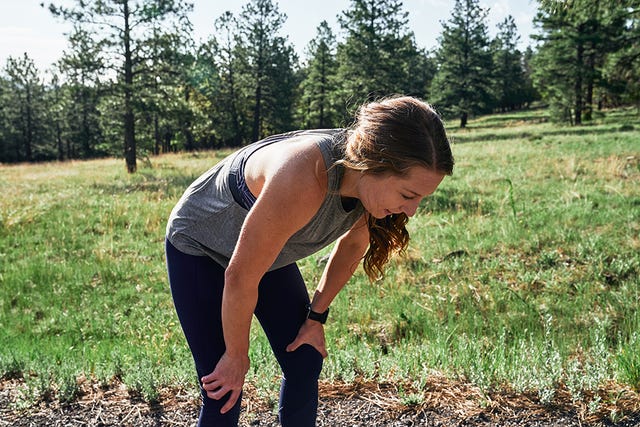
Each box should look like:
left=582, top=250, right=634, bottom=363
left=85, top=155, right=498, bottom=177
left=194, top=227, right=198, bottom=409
left=56, top=121, right=64, bottom=161
left=319, top=51, right=326, bottom=128
left=123, top=0, right=136, bottom=173
left=163, top=131, right=172, bottom=153
left=584, top=43, right=595, bottom=121
left=124, top=109, right=136, bottom=173
left=221, top=26, right=242, bottom=146
left=252, top=83, right=262, bottom=142
left=67, top=134, right=72, bottom=159
left=183, top=87, right=194, bottom=150
left=227, top=66, right=242, bottom=146
left=26, top=88, right=33, bottom=161
left=154, top=114, right=160, bottom=155
left=583, top=0, right=600, bottom=122
left=82, top=96, right=91, bottom=157
left=252, top=24, right=264, bottom=142
left=585, top=76, right=594, bottom=121
left=460, top=111, right=468, bottom=128
left=153, top=75, right=160, bottom=154
left=574, top=31, right=584, bottom=126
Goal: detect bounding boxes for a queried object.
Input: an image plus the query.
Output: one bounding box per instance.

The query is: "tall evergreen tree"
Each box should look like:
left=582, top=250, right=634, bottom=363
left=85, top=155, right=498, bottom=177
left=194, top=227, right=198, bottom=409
left=399, top=48, right=440, bottom=102
left=207, top=11, right=244, bottom=146
left=45, top=73, right=69, bottom=161
left=522, top=46, right=540, bottom=107
left=405, top=48, right=438, bottom=100
left=533, top=0, right=631, bottom=124
left=297, top=21, right=341, bottom=129
left=600, top=1, right=640, bottom=110
left=47, top=0, right=193, bottom=172
left=491, top=16, right=531, bottom=111
left=57, top=26, right=104, bottom=159
left=0, top=75, right=10, bottom=162
left=2, top=54, right=49, bottom=162
left=336, top=0, right=422, bottom=105
left=431, top=0, right=493, bottom=128
left=532, top=21, right=577, bottom=122
left=137, top=22, right=197, bottom=154
left=262, top=36, right=298, bottom=136
left=236, top=0, right=297, bottom=142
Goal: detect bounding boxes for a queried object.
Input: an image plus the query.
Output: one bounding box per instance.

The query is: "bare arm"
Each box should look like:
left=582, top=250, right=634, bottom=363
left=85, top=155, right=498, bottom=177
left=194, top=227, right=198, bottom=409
left=311, top=214, right=369, bottom=313
left=286, top=214, right=370, bottom=357
left=222, top=176, right=322, bottom=358
left=202, top=144, right=326, bottom=413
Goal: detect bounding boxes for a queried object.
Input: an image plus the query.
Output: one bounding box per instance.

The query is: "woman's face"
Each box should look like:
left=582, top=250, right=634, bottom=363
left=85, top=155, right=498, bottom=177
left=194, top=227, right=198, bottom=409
left=357, top=166, right=445, bottom=219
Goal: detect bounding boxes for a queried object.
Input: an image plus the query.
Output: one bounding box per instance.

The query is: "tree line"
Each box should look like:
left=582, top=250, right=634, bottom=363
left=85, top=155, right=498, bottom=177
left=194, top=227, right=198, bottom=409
left=0, top=0, right=638, bottom=171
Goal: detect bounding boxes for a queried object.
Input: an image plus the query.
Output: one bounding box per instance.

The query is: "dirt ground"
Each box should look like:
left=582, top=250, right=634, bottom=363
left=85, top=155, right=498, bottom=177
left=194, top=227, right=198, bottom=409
left=2, top=376, right=640, bottom=427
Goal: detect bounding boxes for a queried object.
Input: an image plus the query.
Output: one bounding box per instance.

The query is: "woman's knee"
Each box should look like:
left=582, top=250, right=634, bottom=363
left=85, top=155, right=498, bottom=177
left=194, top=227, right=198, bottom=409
left=198, top=388, right=242, bottom=427
left=278, top=348, right=321, bottom=427
left=281, top=344, right=324, bottom=383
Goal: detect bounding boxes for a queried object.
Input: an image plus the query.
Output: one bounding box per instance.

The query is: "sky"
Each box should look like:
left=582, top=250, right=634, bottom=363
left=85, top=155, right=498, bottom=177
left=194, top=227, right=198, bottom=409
left=0, top=0, right=539, bottom=72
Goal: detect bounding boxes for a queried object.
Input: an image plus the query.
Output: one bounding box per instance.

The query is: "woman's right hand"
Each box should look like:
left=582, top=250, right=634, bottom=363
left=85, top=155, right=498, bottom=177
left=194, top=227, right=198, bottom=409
left=201, top=352, right=250, bottom=414
left=286, top=318, right=329, bottom=358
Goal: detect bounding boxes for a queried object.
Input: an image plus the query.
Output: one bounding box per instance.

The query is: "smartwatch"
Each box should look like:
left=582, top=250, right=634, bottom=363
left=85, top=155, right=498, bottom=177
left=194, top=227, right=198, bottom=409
left=306, top=303, right=329, bottom=324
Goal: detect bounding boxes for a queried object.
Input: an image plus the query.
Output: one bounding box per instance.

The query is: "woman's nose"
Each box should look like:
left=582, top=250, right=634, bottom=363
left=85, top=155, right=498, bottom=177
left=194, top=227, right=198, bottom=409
left=402, top=199, right=420, bottom=217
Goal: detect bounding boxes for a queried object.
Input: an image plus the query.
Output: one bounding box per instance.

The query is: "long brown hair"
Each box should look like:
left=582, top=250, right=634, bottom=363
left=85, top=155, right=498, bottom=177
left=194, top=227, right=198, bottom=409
left=341, top=96, right=454, bottom=281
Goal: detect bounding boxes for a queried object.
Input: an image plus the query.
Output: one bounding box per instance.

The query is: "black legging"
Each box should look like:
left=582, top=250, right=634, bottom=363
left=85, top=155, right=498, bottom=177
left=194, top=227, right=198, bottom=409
left=165, top=239, right=323, bottom=426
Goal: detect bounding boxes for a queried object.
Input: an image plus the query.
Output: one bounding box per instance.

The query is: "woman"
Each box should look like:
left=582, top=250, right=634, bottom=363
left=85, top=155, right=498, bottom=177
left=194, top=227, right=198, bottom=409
left=165, top=95, right=454, bottom=426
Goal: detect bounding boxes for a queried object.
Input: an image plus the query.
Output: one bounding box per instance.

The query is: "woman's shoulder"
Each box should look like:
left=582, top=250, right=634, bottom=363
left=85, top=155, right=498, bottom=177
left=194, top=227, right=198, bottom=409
left=245, top=132, right=332, bottom=202
left=268, top=128, right=347, bottom=174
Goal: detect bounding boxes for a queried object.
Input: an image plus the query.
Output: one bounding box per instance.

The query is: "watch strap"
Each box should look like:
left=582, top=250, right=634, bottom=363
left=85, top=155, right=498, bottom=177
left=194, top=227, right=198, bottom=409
left=306, top=303, right=329, bottom=324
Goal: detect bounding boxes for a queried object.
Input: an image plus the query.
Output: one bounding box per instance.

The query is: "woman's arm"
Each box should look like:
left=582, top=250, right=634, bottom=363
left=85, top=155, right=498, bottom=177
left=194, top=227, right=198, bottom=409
left=311, top=214, right=369, bottom=313
left=286, top=214, right=370, bottom=357
left=202, top=143, right=327, bottom=414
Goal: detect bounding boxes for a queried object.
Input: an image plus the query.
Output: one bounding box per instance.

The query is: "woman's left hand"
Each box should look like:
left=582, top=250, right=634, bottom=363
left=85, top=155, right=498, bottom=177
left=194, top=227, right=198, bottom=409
left=286, top=319, right=328, bottom=358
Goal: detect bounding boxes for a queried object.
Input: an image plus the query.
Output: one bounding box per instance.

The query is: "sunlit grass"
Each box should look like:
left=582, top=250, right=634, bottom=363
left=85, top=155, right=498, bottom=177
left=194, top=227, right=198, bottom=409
left=1, top=108, right=639, bottom=419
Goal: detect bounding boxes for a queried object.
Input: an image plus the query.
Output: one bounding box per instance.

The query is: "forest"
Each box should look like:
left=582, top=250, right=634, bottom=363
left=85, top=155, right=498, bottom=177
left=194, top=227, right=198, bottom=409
left=0, top=0, right=638, bottom=172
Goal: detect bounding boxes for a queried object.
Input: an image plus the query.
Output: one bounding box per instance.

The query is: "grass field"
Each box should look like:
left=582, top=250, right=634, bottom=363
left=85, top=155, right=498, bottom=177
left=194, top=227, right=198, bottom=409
left=1, top=107, right=639, bottom=421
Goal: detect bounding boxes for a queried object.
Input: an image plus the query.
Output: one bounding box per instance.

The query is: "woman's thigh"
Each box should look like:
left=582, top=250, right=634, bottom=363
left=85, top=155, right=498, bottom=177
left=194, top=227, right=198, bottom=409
left=165, top=239, right=226, bottom=378
left=254, top=264, right=323, bottom=376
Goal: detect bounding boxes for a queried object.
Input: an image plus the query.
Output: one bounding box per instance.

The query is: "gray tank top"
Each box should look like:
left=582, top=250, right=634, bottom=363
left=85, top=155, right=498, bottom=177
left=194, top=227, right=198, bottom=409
left=166, top=129, right=365, bottom=271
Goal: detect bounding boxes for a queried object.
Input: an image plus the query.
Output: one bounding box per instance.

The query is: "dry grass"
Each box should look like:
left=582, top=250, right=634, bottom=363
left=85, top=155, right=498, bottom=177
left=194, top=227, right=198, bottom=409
left=3, top=375, right=639, bottom=426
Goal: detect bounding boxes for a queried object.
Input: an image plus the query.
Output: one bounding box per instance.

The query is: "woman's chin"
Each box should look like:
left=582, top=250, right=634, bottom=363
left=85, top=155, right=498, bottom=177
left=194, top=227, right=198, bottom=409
left=372, top=210, right=390, bottom=219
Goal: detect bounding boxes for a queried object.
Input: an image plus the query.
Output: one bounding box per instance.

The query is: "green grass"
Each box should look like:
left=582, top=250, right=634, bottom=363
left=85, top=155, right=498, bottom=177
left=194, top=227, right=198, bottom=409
left=1, top=108, right=639, bottom=418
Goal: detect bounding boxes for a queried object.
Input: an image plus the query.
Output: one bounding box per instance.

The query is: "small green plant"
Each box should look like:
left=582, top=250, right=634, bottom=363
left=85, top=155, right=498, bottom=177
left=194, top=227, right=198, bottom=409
left=400, top=391, right=423, bottom=407
left=57, top=369, right=80, bottom=404
left=504, top=178, right=518, bottom=220
left=617, top=332, right=640, bottom=390
left=0, top=353, right=25, bottom=380
left=22, top=369, right=54, bottom=406
left=124, top=371, right=159, bottom=403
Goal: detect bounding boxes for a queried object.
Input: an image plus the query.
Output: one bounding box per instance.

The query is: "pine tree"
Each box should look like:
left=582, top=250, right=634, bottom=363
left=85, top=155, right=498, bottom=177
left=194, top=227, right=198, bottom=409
left=491, top=16, right=530, bottom=111
left=236, top=0, right=297, bottom=142
left=2, top=54, right=49, bottom=162
left=46, top=73, right=69, bottom=161
left=297, top=21, right=341, bottom=129
left=138, top=22, right=197, bottom=154
left=431, top=0, right=493, bottom=128
left=599, top=1, right=640, bottom=110
left=0, top=75, right=10, bottom=162
left=47, top=0, right=194, bottom=172
left=336, top=0, right=422, bottom=106
left=406, top=48, right=438, bottom=101
left=533, top=0, right=632, bottom=124
left=207, top=11, right=244, bottom=146
left=522, top=46, right=540, bottom=107
left=57, top=26, right=104, bottom=159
